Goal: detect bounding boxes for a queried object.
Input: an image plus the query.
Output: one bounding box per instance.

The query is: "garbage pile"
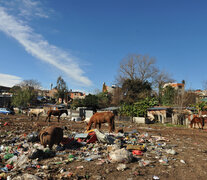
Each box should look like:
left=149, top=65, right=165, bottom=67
left=0, top=126, right=182, bottom=179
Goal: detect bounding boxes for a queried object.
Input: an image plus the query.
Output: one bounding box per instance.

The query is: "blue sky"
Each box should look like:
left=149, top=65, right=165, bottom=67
left=0, top=0, right=207, bottom=92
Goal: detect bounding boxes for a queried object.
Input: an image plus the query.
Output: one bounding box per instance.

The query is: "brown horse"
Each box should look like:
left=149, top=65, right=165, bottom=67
left=190, top=117, right=205, bottom=129
left=46, top=109, right=68, bottom=122
left=86, top=111, right=115, bottom=132
left=39, top=126, right=64, bottom=149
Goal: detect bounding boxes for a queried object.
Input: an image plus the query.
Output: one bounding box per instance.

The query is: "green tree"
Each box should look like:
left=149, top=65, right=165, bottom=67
left=11, top=79, right=40, bottom=107
left=161, top=85, right=176, bottom=106
left=84, top=94, right=98, bottom=110
left=55, top=76, right=68, bottom=103
left=70, top=98, right=84, bottom=109
left=122, top=78, right=152, bottom=104
left=97, top=92, right=112, bottom=109
left=11, top=87, right=36, bottom=107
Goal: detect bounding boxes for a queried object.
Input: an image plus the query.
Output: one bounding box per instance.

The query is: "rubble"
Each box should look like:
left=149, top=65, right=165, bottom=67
left=0, top=114, right=205, bottom=179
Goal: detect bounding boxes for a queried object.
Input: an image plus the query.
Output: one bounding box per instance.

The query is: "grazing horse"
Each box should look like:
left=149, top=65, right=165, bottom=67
left=39, top=126, right=64, bottom=149
left=86, top=111, right=115, bottom=133
left=28, top=108, right=45, bottom=120
left=190, top=117, right=205, bottom=129
left=46, top=109, right=68, bottom=122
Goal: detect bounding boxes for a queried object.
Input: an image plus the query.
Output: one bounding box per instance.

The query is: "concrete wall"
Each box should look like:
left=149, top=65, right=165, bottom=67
left=132, top=117, right=145, bottom=124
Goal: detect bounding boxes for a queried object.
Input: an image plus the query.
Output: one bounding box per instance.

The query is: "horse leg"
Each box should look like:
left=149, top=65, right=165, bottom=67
left=37, top=114, right=39, bottom=121
left=109, top=124, right=112, bottom=133
left=193, top=122, right=196, bottom=128
left=197, top=122, right=200, bottom=129
left=200, top=122, right=203, bottom=130
left=46, top=115, right=51, bottom=122
left=98, top=123, right=101, bottom=130
left=94, top=121, right=97, bottom=129
left=111, top=118, right=115, bottom=131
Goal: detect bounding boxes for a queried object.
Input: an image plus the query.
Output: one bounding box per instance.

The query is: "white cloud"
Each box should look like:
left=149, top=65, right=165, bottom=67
left=0, top=3, right=92, bottom=87
left=0, top=73, right=22, bottom=87
left=0, top=0, right=50, bottom=19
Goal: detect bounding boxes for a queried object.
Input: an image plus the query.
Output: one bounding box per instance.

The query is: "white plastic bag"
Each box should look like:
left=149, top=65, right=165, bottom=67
left=109, top=148, right=133, bottom=163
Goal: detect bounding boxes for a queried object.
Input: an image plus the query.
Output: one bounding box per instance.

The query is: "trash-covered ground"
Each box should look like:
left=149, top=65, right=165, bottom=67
left=0, top=114, right=207, bottom=180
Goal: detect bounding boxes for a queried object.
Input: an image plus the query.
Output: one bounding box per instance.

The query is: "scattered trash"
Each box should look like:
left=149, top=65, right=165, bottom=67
left=109, top=148, right=133, bottom=163
left=0, top=115, right=191, bottom=179
left=94, top=129, right=115, bottom=144
left=180, top=159, right=186, bottom=164
left=126, top=144, right=145, bottom=151
left=27, top=132, right=39, bottom=142
left=153, top=175, right=160, bottom=180
left=117, top=163, right=127, bottom=171
left=166, top=149, right=177, bottom=155
left=13, top=173, right=42, bottom=180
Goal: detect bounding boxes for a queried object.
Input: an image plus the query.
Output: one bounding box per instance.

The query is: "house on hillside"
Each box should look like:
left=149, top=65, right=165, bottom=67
left=68, top=91, right=86, bottom=100
left=102, top=82, right=117, bottom=94
left=0, top=86, right=12, bottom=107
left=102, top=82, right=122, bottom=105
left=193, top=90, right=207, bottom=103
left=163, top=82, right=185, bottom=94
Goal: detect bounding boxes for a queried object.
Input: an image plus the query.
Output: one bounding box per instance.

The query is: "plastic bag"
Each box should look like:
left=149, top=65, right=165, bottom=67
left=94, top=129, right=115, bottom=144
left=109, top=148, right=133, bottom=163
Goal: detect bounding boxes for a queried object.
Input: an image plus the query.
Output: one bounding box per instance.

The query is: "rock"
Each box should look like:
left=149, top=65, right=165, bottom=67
left=13, top=173, right=42, bottom=180
left=117, top=163, right=127, bottom=171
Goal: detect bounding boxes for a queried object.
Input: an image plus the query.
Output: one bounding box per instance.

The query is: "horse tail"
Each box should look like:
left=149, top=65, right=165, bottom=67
left=202, top=117, right=205, bottom=128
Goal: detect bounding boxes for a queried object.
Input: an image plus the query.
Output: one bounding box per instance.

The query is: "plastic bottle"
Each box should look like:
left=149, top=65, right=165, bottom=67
left=3, top=153, right=14, bottom=160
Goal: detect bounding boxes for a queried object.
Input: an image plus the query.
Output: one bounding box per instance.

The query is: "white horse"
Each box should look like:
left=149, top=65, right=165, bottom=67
left=28, top=108, right=45, bottom=120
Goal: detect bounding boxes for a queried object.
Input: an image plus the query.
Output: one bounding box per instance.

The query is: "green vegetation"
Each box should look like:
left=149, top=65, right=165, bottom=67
left=161, top=85, right=176, bottom=106
left=55, top=76, right=68, bottom=103
left=11, top=87, right=37, bottom=107
left=119, top=97, right=158, bottom=117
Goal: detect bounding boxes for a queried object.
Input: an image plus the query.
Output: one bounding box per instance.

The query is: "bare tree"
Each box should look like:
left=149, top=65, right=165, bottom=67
left=16, top=79, right=41, bottom=89
left=182, top=90, right=197, bottom=107
left=117, top=54, right=159, bottom=85
left=154, top=70, right=174, bottom=88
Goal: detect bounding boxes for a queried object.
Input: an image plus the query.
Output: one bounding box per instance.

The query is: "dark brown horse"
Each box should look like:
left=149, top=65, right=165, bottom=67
left=190, top=117, right=205, bottom=129
left=86, top=111, right=115, bottom=132
left=46, top=109, right=68, bottom=122
left=39, top=126, right=63, bottom=149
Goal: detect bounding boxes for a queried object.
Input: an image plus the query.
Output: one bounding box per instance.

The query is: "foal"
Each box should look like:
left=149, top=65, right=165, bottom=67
left=190, top=117, right=205, bottom=129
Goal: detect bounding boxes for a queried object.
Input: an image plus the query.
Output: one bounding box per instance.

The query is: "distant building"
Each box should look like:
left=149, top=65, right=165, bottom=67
left=37, top=88, right=86, bottom=104
left=68, top=91, right=86, bottom=100
left=102, top=82, right=117, bottom=94
left=163, top=82, right=185, bottom=94
left=0, top=86, right=11, bottom=94
left=193, top=89, right=207, bottom=103
left=47, top=88, right=58, bottom=98
left=102, top=82, right=122, bottom=105
left=0, top=85, right=12, bottom=107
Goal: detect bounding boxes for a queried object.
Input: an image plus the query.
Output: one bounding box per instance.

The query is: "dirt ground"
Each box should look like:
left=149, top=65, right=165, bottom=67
left=1, top=114, right=207, bottom=180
